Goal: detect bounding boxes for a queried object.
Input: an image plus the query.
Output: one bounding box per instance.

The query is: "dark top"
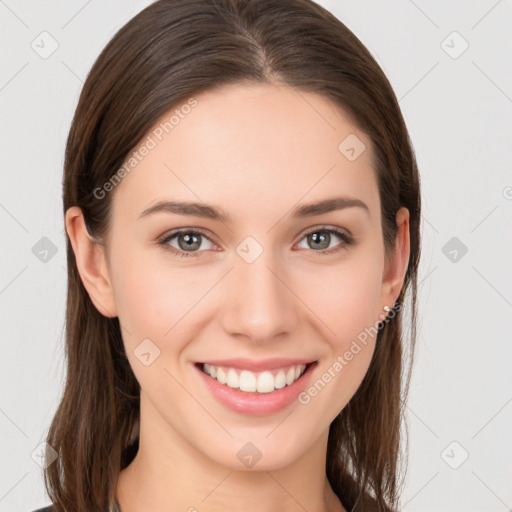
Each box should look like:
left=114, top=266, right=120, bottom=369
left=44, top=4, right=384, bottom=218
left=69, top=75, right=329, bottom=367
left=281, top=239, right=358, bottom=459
left=30, top=500, right=121, bottom=512
left=31, top=494, right=389, bottom=512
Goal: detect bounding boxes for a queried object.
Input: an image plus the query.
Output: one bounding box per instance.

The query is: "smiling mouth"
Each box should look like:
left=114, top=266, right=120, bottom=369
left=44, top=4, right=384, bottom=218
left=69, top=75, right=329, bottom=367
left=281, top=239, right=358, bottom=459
left=195, top=361, right=317, bottom=394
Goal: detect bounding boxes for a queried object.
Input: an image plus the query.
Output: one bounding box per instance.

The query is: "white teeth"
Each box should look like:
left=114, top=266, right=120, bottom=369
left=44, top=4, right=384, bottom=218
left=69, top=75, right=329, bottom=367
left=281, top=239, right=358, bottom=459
left=226, top=369, right=239, bottom=389
left=274, top=370, right=286, bottom=389
left=285, top=367, right=296, bottom=385
left=256, top=371, right=275, bottom=393
left=239, top=370, right=256, bottom=392
left=216, top=367, right=227, bottom=384
left=204, top=363, right=217, bottom=378
left=201, top=363, right=308, bottom=393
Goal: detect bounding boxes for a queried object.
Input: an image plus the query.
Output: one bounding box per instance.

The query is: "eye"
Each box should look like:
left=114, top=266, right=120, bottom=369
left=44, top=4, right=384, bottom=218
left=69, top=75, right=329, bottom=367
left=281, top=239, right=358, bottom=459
left=158, top=229, right=215, bottom=257
left=296, top=226, right=354, bottom=255
left=157, top=225, right=354, bottom=258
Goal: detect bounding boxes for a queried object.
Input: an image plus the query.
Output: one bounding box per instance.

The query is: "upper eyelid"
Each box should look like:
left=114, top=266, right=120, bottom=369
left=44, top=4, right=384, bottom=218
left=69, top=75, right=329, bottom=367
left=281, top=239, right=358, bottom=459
left=301, top=225, right=351, bottom=237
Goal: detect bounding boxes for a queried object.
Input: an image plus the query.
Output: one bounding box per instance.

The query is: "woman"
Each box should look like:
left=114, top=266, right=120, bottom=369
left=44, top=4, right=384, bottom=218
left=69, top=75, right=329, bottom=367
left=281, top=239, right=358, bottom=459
left=33, top=0, right=421, bottom=510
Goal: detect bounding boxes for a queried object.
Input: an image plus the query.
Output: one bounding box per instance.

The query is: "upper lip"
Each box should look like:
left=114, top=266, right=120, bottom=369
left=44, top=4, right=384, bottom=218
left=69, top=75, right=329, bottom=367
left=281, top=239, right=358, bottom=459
left=197, top=358, right=316, bottom=372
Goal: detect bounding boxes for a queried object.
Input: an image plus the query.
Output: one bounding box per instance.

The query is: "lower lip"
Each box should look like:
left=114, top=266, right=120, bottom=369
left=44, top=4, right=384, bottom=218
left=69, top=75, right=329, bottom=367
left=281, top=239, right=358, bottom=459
left=195, top=362, right=317, bottom=416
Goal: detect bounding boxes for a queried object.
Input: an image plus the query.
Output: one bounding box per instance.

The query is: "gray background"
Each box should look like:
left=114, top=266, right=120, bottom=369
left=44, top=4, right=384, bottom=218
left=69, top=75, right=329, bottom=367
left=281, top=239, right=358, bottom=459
left=1, top=1, right=511, bottom=511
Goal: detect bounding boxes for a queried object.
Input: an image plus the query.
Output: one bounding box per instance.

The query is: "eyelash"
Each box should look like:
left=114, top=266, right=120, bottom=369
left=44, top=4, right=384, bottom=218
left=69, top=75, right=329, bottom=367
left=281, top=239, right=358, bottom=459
left=157, top=226, right=354, bottom=258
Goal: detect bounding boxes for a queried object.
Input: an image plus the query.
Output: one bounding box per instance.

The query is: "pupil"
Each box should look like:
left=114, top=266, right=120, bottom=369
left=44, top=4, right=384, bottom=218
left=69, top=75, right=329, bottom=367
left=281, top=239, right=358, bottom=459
left=180, top=233, right=200, bottom=250
left=310, top=232, right=329, bottom=250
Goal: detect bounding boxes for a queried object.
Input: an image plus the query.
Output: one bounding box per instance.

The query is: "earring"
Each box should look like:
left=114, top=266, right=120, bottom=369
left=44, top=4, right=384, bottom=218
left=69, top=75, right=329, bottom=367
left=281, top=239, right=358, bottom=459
left=379, top=305, right=391, bottom=321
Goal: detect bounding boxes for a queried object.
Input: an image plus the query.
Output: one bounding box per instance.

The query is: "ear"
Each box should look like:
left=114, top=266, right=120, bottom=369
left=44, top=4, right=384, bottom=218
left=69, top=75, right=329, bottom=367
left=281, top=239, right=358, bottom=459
left=380, top=207, right=410, bottom=310
left=65, top=206, right=118, bottom=318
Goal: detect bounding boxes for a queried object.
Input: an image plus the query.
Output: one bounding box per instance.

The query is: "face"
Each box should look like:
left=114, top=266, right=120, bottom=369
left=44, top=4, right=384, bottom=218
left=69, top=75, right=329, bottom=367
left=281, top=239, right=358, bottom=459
left=68, top=83, right=409, bottom=472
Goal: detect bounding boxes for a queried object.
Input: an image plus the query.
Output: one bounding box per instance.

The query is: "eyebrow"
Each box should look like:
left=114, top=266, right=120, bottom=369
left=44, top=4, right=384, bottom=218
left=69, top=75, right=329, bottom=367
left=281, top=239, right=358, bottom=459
left=138, top=196, right=369, bottom=223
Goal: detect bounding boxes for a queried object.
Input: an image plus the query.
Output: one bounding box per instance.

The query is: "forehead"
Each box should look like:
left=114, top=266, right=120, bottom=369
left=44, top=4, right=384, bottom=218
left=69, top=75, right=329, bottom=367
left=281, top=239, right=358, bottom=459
left=112, top=83, right=378, bottom=224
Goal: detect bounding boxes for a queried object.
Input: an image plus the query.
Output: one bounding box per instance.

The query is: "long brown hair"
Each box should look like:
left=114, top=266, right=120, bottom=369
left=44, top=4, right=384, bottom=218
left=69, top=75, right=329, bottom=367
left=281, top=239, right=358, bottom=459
left=44, top=1, right=421, bottom=510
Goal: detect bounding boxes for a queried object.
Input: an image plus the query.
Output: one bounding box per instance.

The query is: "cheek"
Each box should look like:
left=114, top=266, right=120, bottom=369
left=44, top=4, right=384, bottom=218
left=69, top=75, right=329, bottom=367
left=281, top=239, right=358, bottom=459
left=110, top=256, right=203, bottom=398
left=296, top=253, right=383, bottom=345
left=110, top=248, right=210, bottom=355
left=293, top=251, right=383, bottom=414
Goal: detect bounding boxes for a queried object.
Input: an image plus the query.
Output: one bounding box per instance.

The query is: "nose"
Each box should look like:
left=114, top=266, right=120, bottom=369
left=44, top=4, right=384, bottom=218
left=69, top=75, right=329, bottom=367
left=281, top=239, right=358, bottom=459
left=220, top=247, right=299, bottom=345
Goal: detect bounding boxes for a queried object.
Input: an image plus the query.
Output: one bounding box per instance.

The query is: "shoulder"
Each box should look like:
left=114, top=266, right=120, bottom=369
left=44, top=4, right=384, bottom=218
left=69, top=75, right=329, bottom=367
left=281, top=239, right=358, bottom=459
left=30, top=507, right=54, bottom=512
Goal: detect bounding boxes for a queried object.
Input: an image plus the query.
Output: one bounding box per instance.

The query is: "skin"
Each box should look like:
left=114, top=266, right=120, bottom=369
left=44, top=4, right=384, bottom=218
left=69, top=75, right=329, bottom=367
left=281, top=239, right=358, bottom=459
left=65, top=83, right=410, bottom=512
